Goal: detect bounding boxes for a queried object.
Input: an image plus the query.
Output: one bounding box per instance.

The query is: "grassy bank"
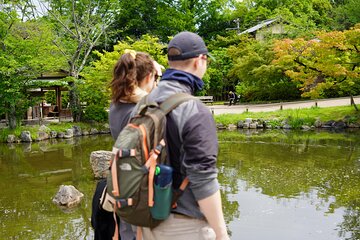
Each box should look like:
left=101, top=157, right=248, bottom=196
left=0, top=122, right=108, bottom=142
left=214, top=105, right=360, bottom=128
left=1, top=105, right=359, bottom=142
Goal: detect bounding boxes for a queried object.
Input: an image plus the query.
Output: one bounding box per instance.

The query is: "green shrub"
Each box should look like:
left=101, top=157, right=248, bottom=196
left=266, top=118, right=282, bottom=128
left=82, top=104, right=108, bottom=123
left=0, top=126, right=40, bottom=141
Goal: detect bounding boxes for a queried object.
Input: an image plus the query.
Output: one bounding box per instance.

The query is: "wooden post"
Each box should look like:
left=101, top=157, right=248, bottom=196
left=40, top=88, right=44, bottom=119
left=56, top=87, right=62, bottom=111
left=315, top=101, right=318, bottom=107
left=280, top=102, right=283, bottom=110
left=350, top=95, right=359, bottom=111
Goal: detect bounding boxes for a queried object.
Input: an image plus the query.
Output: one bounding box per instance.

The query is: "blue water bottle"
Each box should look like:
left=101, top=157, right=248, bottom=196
left=155, top=165, right=173, bottom=187
left=151, top=164, right=173, bottom=220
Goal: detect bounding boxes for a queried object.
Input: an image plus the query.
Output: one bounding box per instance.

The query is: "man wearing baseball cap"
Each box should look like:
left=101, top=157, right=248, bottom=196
left=141, top=31, right=229, bottom=240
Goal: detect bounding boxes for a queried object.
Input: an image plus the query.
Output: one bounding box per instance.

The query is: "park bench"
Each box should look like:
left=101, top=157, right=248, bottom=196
left=196, top=96, right=214, bottom=104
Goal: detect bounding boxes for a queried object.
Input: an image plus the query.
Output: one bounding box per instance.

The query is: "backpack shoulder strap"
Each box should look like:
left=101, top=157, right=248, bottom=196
left=135, top=95, right=161, bottom=116
left=160, top=93, right=197, bottom=115
left=159, top=93, right=196, bottom=204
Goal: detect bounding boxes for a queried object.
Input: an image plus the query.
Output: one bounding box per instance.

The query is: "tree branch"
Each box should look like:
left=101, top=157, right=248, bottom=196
left=39, top=1, right=77, bottom=39
left=71, top=0, right=82, bottom=41
left=52, top=40, right=71, bottom=61
left=70, top=40, right=86, bottom=77
left=336, top=63, right=358, bottom=85
left=78, top=30, right=103, bottom=73
left=354, top=45, right=359, bottom=53
left=294, top=57, right=323, bottom=73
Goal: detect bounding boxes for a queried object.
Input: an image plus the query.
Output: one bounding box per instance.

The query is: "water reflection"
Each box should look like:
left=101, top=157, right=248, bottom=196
left=227, top=181, right=349, bottom=240
left=0, top=130, right=359, bottom=240
left=0, top=135, right=114, bottom=240
left=218, top=129, right=360, bottom=240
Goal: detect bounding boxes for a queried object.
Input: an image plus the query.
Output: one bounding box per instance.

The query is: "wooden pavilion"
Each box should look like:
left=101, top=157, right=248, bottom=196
left=27, top=70, right=72, bottom=120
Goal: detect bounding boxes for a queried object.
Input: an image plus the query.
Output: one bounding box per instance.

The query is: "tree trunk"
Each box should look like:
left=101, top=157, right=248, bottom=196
left=8, top=104, right=17, bottom=129
left=69, top=81, right=81, bottom=122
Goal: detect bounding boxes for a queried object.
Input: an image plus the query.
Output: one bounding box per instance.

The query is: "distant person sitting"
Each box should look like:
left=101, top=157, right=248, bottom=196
left=228, top=91, right=235, bottom=106
left=48, top=105, right=59, bottom=117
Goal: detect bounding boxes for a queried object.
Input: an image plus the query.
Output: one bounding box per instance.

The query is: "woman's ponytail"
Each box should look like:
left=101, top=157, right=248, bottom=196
left=111, top=51, right=155, bottom=103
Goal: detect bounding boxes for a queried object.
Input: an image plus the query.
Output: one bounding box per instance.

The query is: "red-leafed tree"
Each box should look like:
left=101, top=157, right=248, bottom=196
left=273, top=24, right=360, bottom=109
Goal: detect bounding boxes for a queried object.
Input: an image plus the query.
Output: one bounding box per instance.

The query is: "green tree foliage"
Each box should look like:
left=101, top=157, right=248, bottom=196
left=205, top=34, right=245, bottom=99
left=39, top=0, right=121, bottom=121
left=111, top=0, right=195, bottom=42
left=194, top=0, right=235, bottom=40
left=273, top=25, right=360, bottom=99
left=332, top=0, right=360, bottom=30
left=227, top=37, right=300, bottom=102
left=80, top=35, right=166, bottom=121
left=0, top=11, right=64, bottom=128
left=203, top=48, right=233, bottom=99
left=2, top=0, right=359, bottom=124
left=110, top=0, right=237, bottom=42
left=45, top=91, right=69, bottom=109
left=230, top=0, right=333, bottom=36
left=210, top=0, right=357, bottom=102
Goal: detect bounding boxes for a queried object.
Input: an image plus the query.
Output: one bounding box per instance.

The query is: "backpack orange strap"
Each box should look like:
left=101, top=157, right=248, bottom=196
left=136, top=227, right=142, bottom=240
left=144, top=139, right=165, bottom=207
left=112, top=204, right=119, bottom=240
left=138, top=124, right=149, bottom=160
left=179, top=177, right=189, bottom=191
left=111, top=152, right=120, bottom=197
left=146, top=152, right=158, bottom=207
left=172, top=177, right=189, bottom=208
left=110, top=147, right=119, bottom=166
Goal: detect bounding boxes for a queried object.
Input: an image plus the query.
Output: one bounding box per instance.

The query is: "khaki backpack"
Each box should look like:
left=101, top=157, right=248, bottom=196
left=106, top=93, right=196, bottom=233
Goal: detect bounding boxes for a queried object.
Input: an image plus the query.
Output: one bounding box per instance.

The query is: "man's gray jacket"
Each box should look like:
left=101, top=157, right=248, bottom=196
left=140, top=75, right=220, bottom=220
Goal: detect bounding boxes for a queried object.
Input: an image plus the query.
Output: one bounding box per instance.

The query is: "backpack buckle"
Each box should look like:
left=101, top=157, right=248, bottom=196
left=116, top=198, right=133, bottom=208
left=119, top=149, right=136, bottom=157
left=154, top=141, right=165, bottom=154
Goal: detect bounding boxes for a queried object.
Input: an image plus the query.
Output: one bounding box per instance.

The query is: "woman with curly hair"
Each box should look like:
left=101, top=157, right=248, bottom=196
left=109, top=50, right=162, bottom=138
left=92, top=50, right=163, bottom=240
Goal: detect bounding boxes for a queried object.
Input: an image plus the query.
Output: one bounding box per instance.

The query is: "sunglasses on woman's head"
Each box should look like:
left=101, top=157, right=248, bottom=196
left=154, top=74, right=161, bottom=83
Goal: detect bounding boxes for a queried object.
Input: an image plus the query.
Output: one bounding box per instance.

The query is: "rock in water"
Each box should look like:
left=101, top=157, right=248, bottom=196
left=52, top=185, right=84, bottom=208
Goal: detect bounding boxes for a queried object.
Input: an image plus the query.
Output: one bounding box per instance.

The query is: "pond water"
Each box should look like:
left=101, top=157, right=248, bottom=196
left=0, top=130, right=359, bottom=240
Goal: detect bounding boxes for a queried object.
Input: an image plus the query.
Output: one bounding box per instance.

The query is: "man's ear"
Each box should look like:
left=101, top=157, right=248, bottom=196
left=193, top=56, right=201, bottom=69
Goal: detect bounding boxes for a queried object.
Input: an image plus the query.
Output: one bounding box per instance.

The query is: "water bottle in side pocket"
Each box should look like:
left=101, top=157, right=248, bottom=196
left=151, top=164, right=173, bottom=220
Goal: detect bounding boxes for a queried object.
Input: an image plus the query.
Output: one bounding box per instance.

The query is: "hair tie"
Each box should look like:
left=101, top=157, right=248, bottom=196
left=124, top=49, right=137, bottom=59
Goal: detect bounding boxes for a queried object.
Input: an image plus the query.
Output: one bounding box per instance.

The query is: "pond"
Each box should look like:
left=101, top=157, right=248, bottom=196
left=0, top=130, right=359, bottom=240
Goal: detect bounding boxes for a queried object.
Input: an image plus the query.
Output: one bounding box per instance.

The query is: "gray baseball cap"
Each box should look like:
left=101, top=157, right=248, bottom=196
left=167, top=31, right=211, bottom=61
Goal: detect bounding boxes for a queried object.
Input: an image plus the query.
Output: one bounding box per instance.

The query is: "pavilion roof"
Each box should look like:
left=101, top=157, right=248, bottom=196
left=239, top=18, right=278, bottom=35
left=27, top=70, right=70, bottom=90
